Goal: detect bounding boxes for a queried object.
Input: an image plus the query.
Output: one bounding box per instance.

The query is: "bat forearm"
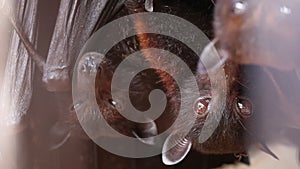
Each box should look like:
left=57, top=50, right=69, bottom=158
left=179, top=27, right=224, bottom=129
left=10, top=17, right=45, bottom=72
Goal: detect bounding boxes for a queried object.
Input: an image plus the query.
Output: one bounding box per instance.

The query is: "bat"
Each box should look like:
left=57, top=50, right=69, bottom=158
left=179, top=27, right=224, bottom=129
left=212, top=0, right=300, bottom=143
left=56, top=0, right=175, bottom=145
left=5, top=1, right=286, bottom=168
left=162, top=61, right=281, bottom=165
left=123, top=0, right=279, bottom=165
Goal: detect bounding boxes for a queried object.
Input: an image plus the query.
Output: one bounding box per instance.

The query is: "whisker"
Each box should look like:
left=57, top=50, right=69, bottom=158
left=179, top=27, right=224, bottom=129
left=263, top=68, right=293, bottom=112
left=234, top=78, right=249, bottom=90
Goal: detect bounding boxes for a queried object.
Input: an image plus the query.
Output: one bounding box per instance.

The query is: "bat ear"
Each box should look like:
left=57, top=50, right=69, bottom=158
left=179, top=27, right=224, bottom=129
left=132, top=119, right=158, bottom=145
left=256, top=141, right=279, bottom=160
left=162, top=132, right=192, bottom=165
left=198, top=38, right=227, bottom=75
left=145, top=0, right=154, bottom=12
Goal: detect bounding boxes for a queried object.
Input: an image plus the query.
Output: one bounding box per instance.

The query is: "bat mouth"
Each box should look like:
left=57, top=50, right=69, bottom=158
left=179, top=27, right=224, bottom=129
left=188, top=118, right=247, bottom=154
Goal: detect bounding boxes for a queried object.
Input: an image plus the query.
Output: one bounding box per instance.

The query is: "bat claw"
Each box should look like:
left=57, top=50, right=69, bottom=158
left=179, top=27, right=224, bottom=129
left=49, top=122, right=72, bottom=150
left=132, top=131, right=155, bottom=145
left=50, top=132, right=71, bottom=150
left=256, top=142, right=279, bottom=160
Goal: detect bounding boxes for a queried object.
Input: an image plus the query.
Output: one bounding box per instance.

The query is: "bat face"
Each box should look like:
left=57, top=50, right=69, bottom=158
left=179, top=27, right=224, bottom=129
left=162, top=61, right=256, bottom=165
left=190, top=65, right=252, bottom=154
left=81, top=37, right=162, bottom=140
left=214, top=0, right=300, bottom=70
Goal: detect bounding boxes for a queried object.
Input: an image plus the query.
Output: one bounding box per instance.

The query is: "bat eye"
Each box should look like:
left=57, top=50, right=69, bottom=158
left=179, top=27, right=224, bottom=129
left=231, top=0, right=247, bottom=15
left=193, top=97, right=211, bottom=117
left=236, top=97, right=253, bottom=118
left=108, top=98, right=124, bottom=111
left=109, top=99, right=117, bottom=106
